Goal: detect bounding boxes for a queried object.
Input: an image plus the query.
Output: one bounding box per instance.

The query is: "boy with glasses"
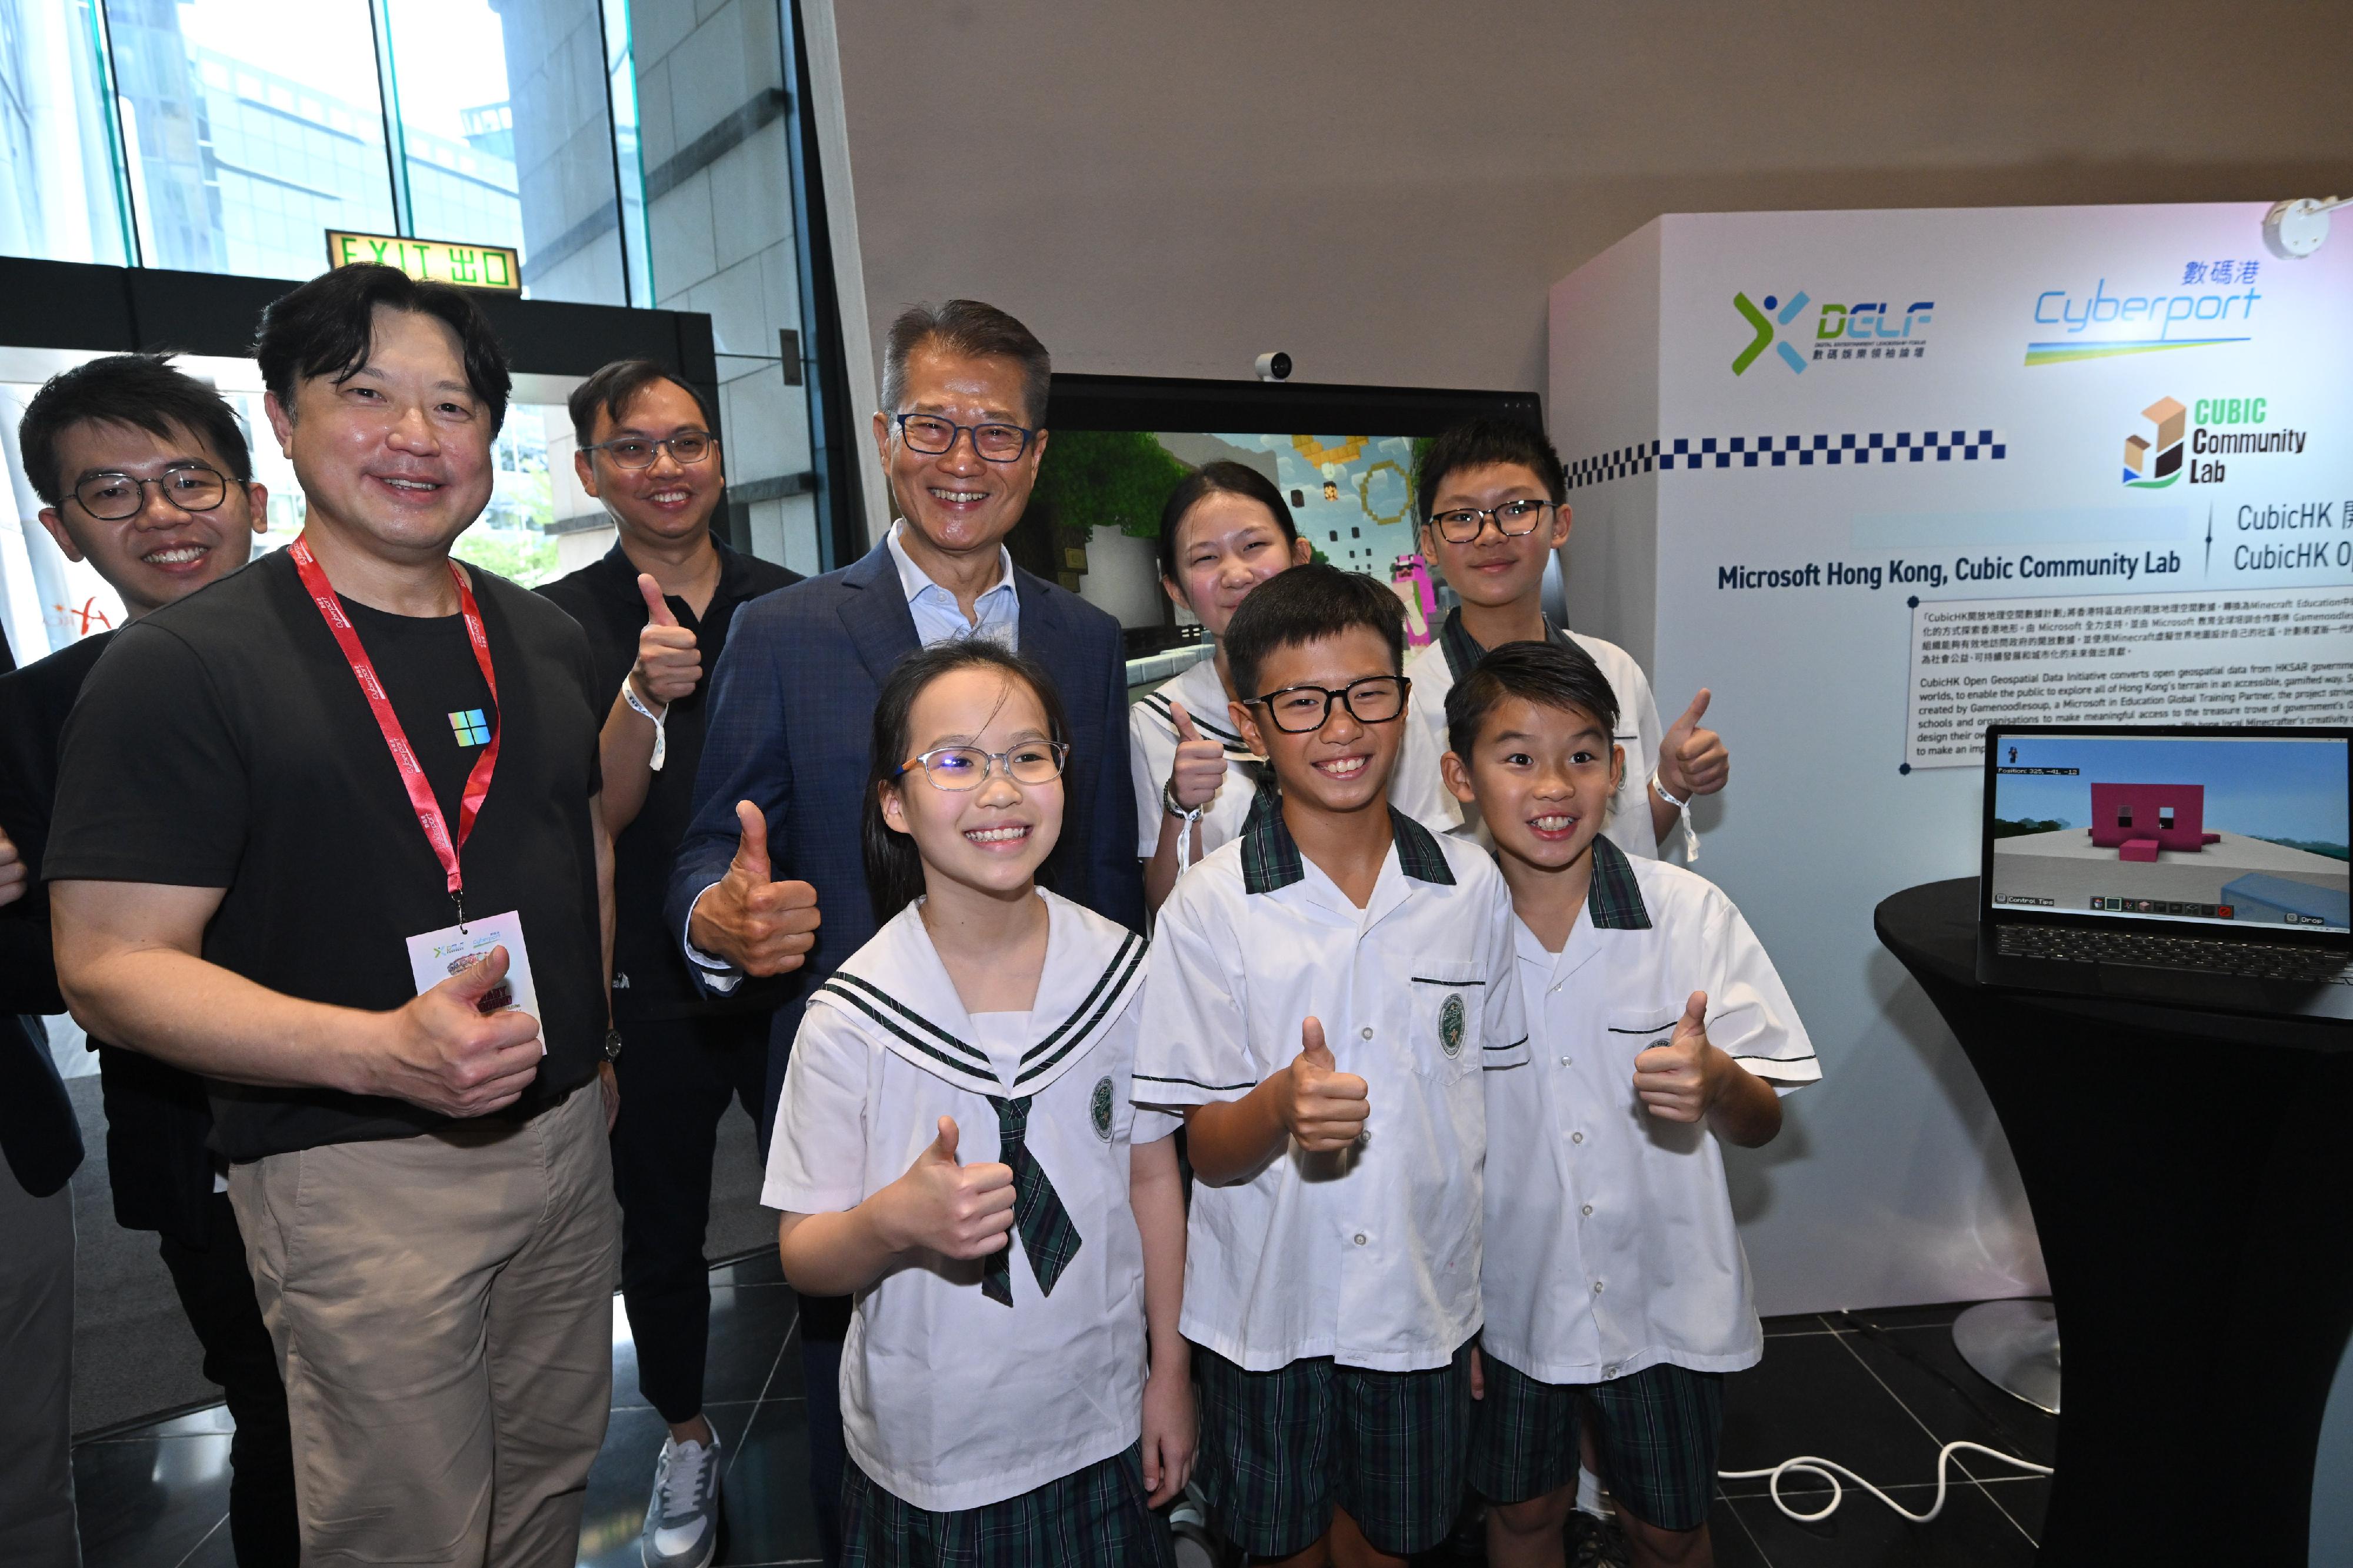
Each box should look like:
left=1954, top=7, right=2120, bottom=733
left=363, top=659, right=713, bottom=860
left=1390, top=418, right=1729, bottom=864
left=1135, top=565, right=1526, bottom=1568
left=538, top=359, right=799, bottom=1568
left=0, top=352, right=297, bottom=1566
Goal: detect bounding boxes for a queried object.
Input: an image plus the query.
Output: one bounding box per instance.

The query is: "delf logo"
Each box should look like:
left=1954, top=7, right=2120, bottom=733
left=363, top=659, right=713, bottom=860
left=1734, top=292, right=1935, bottom=375
left=2122, top=398, right=2185, bottom=488
left=1732, top=291, right=1811, bottom=375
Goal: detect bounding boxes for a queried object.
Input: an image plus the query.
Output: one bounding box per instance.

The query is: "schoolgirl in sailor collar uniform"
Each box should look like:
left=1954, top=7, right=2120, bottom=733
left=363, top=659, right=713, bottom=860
left=765, top=641, right=1189, bottom=1567
left=1131, top=460, right=1314, bottom=910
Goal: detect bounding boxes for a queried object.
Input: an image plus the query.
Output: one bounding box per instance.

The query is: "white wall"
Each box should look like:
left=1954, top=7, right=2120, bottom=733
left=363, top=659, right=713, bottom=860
left=818, top=2, right=2351, bottom=398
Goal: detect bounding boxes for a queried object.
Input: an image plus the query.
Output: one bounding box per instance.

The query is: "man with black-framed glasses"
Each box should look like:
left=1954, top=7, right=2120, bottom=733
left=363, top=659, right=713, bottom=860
left=538, top=359, right=799, bottom=1568
left=0, top=352, right=298, bottom=1567
left=668, top=298, right=1142, bottom=1562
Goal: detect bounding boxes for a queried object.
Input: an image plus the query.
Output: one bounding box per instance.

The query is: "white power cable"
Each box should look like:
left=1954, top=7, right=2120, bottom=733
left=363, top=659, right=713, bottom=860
left=1720, top=1441, right=2054, bottom=1524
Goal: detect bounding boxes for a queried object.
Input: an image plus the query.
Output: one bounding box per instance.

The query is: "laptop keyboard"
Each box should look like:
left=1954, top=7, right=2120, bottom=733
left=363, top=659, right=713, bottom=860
left=1996, top=923, right=2353, bottom=983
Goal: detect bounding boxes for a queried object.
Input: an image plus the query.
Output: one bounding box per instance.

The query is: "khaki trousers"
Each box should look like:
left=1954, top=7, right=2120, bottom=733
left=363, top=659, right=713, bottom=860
left=231, top=1083, right=616, bottom=1567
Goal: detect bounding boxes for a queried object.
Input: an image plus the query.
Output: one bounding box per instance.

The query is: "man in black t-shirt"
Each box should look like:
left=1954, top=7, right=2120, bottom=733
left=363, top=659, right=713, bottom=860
left=47, top=266, right=617, bottom=1568
left=538, top=359, right=797, bottom=1568
left=0, top=352, right=297, bottom=1567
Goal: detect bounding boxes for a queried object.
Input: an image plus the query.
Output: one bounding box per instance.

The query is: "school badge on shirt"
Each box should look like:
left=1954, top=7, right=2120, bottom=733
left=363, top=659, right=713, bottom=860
left=1089, top=1075, right=1115, bottom=1141
left=1439, top=994, right=1467, bottom=1057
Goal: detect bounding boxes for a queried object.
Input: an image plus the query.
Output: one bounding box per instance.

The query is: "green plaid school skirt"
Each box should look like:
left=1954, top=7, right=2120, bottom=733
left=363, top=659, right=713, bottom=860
left=839, top=1443, right=1172, bottom=1568
left=1192, top=1342, right=1475, bottom=1558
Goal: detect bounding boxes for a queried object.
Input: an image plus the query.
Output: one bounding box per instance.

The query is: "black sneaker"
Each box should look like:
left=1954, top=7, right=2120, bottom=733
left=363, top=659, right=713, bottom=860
left=1568, top=1509, right=1632, bottom=1568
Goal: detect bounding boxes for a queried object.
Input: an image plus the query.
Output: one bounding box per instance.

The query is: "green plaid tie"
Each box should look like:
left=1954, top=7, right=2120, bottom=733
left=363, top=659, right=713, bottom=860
left=981, top=1095, right=1082, bottom=1307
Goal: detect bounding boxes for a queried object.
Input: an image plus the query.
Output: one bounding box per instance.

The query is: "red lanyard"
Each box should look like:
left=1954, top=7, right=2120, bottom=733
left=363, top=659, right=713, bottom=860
left=288, top=535, right=501, bottom=920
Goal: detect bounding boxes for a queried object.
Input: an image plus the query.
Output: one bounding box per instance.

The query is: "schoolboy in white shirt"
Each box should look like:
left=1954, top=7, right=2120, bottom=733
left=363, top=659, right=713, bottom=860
left=1438, top=639, right=1818, bottom=1568
left=1388, top=418, right=1728, bottom=862
left=764, top=640, right=1191, bottom=1566
left=1135, top=565, right=1527, bottom=1568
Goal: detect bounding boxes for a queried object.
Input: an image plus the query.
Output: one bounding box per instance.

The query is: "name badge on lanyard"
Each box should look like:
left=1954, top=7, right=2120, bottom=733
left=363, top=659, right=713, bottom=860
left=289, top=535, right=541, bottom=1043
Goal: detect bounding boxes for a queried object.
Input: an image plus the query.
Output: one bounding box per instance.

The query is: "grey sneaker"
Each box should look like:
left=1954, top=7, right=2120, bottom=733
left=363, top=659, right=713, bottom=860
left=641, top=1433, right=721, bottom=1568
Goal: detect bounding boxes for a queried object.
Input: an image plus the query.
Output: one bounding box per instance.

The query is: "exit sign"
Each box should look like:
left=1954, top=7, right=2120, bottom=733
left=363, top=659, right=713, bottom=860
left=324, top=230, right=521, bottom=291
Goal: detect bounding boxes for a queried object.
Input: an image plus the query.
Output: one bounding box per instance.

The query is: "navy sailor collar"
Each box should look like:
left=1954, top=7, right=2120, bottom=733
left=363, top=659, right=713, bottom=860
left=809, top=889, right=1146, bottom=1099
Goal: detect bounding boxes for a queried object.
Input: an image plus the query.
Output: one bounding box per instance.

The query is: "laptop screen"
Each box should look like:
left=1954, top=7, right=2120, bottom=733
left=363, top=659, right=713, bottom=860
left=1987, top=732, right=2352, bottom=933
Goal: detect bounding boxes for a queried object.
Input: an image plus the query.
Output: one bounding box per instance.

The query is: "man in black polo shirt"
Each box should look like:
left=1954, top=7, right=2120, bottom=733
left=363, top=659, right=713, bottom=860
left=538, top=359, right=797, bottom=1568
left=0, top=352, right=296, bottom=1566
left=47, top=265, right=617, bottom=1567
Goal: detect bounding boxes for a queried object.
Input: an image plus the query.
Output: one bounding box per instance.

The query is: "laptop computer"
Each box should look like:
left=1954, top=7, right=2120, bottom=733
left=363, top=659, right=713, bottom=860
left=1977, top=723, right=2353, bottom=1017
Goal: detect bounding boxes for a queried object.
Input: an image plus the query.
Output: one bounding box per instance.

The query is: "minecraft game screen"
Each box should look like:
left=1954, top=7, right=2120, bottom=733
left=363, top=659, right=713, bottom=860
left=1988, top=734, right=2352, bottom=930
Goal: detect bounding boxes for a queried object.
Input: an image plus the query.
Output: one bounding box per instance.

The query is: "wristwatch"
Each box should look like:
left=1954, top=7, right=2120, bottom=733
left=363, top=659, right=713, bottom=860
left=1163, top=778, right=1194, bottom=818
left=602, top=1027, right=624, bottom=1061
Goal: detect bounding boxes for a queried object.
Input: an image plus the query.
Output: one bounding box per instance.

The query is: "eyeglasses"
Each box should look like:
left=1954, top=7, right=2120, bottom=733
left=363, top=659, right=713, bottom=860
left=584, top=432, right=716, bottom=469
left=72, top=465, right=228, bottom=521
left=1426, top=498, right=1552, bottom=543
left=1248, top=675, right=1410, bottom=734
left=896, top=741, right=1070, bottom=790
left=892, top=413, right=1036, bottom=463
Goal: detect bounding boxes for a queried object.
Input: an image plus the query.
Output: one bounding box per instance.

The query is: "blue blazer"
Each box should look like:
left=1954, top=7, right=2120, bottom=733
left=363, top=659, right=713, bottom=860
left=664, top=539, right=1145, bottom=1125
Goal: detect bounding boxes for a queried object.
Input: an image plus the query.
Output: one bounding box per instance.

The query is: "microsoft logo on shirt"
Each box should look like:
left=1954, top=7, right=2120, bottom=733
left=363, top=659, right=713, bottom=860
left=448, top=709, right=491, bottom=748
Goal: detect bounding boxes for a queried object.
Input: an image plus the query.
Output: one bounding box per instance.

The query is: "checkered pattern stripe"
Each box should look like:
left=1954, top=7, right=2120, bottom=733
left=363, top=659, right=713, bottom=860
left=1562, top=429, right=2007, bottom=489
left=840, top=1444, right=1172, bottom=1567
left=981, top=1093, right=1083, bottom=1307
left=1564, top=442, right=1657, bottom=490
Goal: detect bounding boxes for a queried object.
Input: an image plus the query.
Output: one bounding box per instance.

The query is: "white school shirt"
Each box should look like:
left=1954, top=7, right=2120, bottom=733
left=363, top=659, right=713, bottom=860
left=1134, top=799, right=1528, bottom=1372
left=1391, top=612, right=1667, bottom=862
left=1128, top=654, right=1265, bottom=859
left=1481, top=838, right=1820, bottom=1386
left=762, top=890, right=1178, bottom=1512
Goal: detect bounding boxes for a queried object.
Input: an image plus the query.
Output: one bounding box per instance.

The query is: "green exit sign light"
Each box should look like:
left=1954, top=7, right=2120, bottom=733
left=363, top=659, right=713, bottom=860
left=324, top=230, right=521, bottom=291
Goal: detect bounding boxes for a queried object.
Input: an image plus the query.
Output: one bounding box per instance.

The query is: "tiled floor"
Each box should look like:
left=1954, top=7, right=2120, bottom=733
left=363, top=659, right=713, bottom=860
left=72, top=1278, right=2056, bottom=1568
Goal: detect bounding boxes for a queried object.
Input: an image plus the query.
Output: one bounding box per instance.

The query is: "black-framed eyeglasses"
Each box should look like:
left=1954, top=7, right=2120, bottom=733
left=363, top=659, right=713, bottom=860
left=72, top=464, right=229, bottom=521
left=895, top=741, right=1070, bottom=790
left=892, top=413, right=1036, bottom=463
left=584, top=431, right=716, bottom=469
left=1248, top=675, right=1410, bottom=734
left=1426, top=498, right=1552, bottom=543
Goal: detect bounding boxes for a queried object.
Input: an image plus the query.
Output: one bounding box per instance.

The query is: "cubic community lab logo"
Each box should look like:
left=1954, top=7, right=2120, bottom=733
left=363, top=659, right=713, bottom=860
left=2121, top=397, right=2185, bottom=488
left=1732, top=292, right=1934, bottom=375
left=2121, top=394, right=2304, bottom=488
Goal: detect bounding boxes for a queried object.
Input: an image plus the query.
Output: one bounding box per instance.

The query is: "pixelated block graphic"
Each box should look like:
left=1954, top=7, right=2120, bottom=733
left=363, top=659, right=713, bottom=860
left=2089, top=782, right=2219, bottom=855
left=2124, top=434, right=2150, bottom=476
left=2144, top=397, right=2186, bottom=451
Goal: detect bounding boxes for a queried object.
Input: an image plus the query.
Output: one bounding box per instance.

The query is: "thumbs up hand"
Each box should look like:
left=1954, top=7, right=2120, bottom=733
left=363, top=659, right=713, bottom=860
left=1657, top=688, right=1728, bottom=802
left=629, top=574, right=703, bottom=708
left=876, top=1115, right=1016, bottom=1259
left=1278, top=1016, right=1370, bottom=1152
left=688, top=800, right=823, bottom=975
left=372, top=945, right=545, bottom=1117
left=1632, top=990, right=1722, bottom=1123
left=1164, top=701, right=1228, bottom=813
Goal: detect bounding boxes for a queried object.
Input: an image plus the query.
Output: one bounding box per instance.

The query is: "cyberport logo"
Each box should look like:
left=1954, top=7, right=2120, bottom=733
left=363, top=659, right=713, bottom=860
left=2121, top=398, right=2185, bottom=488
left=2026, top=269, right=2260, bottom=367
left=1732, top=292, right=1933, bottom=376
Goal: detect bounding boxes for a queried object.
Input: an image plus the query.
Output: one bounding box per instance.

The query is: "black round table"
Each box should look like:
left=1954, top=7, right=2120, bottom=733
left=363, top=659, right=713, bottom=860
left=1875, top=879, right=2353, bottom=1566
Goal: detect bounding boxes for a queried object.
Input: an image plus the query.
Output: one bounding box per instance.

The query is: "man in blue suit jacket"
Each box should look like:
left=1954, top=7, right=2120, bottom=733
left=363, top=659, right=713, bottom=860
left=664, top=300, right=1144, bottom=1560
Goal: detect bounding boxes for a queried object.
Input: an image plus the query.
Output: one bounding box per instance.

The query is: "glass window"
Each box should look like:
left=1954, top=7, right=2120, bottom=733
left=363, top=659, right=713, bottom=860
left=0, top=2, right=132, bottom=266
left=384, top=0, right=628, bottom=304
left=106, top=0, right=395, bottom=278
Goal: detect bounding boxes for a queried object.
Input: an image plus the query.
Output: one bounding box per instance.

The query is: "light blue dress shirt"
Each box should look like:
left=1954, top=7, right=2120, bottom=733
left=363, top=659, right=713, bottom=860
left=886, top=521, right=1020, bottom=651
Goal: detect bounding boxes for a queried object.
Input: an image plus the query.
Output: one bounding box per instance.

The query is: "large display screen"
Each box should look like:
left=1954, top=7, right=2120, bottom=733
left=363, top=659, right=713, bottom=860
left=1988, top=732, right=2352, bottom=930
